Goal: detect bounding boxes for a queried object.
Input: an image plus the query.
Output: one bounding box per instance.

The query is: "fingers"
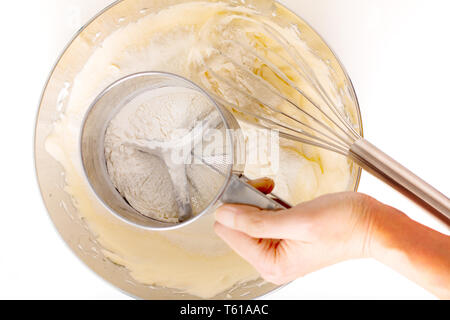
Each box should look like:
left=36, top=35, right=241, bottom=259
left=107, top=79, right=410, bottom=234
left=215, top=192, right=365, bottom=240
left=214, top=222, right=263, bottom=267
left=215, top=204, right=295, bottom=239
left=247, top=178, right=275, bottom=195
left=215, top=194, right=345, bottom=240
left=215, top=222, right=294, bottom=285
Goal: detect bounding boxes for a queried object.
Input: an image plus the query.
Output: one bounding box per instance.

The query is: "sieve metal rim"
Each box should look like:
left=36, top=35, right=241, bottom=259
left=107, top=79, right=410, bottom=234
left=79, top=71, right=239, bottom=231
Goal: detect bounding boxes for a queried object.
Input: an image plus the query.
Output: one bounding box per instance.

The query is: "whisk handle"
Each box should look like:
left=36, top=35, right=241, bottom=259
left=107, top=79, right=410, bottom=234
left=349, top=139, right=450, bottom=227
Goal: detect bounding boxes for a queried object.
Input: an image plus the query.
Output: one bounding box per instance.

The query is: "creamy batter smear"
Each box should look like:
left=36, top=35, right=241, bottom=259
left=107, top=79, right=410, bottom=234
left=45, top=1, right=356, bottom=298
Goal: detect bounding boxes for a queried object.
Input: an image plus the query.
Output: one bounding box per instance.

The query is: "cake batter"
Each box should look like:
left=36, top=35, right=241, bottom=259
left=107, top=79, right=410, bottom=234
left=45, top=1, right=357, bottom=298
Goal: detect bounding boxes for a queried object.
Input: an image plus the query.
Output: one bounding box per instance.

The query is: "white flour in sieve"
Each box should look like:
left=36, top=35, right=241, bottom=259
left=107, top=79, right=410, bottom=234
left=104, top=86, right=224, bottom=223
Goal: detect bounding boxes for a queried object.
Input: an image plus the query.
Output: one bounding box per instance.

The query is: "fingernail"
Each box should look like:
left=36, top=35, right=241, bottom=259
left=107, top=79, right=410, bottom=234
left=215, top=206, right=235, bottom=228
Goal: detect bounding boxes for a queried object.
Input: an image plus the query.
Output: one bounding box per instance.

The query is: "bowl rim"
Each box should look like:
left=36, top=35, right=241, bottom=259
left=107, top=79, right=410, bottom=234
left=34, top=0, right=364, bottom=300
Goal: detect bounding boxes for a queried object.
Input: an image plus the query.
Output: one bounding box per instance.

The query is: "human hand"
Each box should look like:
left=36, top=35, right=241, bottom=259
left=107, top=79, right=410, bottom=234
left=214, top=179, right=378, bottom=285
left=215, top=178, right=450, bottom=298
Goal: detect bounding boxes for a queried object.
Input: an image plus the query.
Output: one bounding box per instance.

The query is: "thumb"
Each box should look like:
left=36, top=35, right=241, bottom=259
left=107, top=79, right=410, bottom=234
left=247, top=178, right=275, bottom=195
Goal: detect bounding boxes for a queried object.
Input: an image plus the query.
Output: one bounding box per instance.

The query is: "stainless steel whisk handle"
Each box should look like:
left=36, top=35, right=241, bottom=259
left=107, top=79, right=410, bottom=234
left=349, top=139, right=450, bottom=226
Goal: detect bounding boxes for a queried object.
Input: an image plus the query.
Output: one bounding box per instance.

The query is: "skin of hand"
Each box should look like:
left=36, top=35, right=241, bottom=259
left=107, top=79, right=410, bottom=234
left=214, top=178, right=450, bottom=299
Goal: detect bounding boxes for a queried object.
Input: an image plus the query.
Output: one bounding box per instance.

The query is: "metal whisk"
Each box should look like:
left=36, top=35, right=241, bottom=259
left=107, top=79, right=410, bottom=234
left=199, top=16, right=450, bottom=225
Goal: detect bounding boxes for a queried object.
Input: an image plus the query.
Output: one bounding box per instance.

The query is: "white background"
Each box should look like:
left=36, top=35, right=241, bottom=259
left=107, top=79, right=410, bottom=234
left=0, top=0, right=448, bottom=299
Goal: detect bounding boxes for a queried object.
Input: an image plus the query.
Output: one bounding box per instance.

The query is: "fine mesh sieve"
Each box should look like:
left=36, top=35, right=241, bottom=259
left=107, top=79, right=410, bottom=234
left=80, top=72, right=289, bottom=231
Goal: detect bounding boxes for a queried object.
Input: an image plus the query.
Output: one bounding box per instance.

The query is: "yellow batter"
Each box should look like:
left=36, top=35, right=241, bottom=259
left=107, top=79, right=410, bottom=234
left=45, top=1, right=356, bottom=298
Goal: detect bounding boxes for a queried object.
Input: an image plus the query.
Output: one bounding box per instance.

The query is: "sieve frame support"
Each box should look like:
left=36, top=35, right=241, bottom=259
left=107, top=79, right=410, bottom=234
left=222, top=175, right=290, bottom=210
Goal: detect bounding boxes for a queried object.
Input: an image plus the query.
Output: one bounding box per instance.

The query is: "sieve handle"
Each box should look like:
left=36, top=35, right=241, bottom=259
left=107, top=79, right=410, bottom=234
left=221, top=175, right=291, bottom=210
left=349, top=139, right=450, bottom=227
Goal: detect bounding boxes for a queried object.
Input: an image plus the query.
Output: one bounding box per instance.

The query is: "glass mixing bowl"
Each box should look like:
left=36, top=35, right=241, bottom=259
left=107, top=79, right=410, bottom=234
left=35, top=0, right=363, bottom=299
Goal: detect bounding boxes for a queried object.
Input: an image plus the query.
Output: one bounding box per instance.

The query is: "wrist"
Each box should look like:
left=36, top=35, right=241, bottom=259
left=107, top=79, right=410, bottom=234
left=348, top=193, right=399, bottom=260
left=341, top=193, right=385, bottom=260
left=364, top=202, right=450, bottom=299
left=366, top=202, right=411, bottom=261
